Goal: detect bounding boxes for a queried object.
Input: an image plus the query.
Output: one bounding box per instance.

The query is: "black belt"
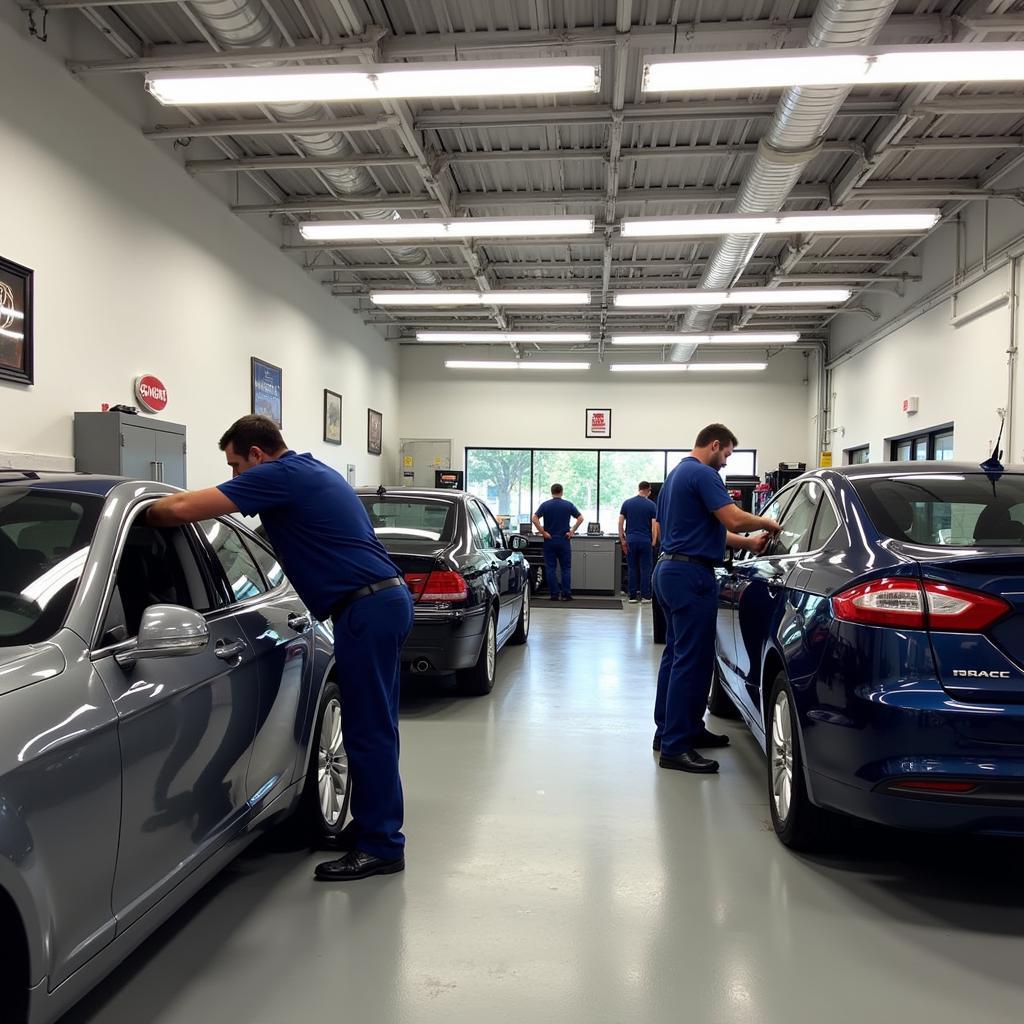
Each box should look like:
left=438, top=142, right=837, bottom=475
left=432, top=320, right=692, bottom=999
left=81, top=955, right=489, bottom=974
left=658, top=552, right=718, bottom=569
left=329, top=577, right=405, bottom=619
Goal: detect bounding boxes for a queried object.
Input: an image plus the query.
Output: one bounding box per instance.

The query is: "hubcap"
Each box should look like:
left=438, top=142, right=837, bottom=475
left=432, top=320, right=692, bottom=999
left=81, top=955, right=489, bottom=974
left=317, top=698, right=348, bottom=826
left=770, top=691, right=794, bottom=823
left=521, top=588, right=530, bottom=635
left=486, top=615, right=496, bottom=680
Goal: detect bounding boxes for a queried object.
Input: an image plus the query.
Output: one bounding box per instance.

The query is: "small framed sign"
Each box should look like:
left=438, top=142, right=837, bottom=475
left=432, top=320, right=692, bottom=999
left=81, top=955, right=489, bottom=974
left=251, top=356, right=283, bottom=427
left=323, top=388, right=342, bottom=445
left=585, top=408, right=612, bottom=439
left=367, top=408, right=383, bottom=456
left=0, top=255, right=34, bottom=386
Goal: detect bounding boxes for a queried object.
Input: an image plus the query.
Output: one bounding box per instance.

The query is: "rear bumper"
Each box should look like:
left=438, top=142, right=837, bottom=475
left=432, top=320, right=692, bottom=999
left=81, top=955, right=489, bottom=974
left=402, top=604, right=487, bottom=673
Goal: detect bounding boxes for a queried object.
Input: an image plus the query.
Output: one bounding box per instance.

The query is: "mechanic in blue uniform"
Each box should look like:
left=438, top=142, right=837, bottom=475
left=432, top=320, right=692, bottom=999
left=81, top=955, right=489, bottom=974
left=532, top=483, right=585, bottom=601
left=618, top=481, right=660, bottom=604
left=653, top=424, right=780, bottom=774
left=147, top=414, right=413, bottom=881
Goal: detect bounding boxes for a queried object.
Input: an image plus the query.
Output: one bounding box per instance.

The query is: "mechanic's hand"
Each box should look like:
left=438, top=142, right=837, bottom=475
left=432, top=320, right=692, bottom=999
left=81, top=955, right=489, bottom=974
left=621, top=541, right=629, bottom=554
left=542, top=530, right=552, bottom=540
left=566, top=531, right=574, bottom=538
left=761, top=517, right=782, bottom=535
left=750, top=532, right=772, bottom=554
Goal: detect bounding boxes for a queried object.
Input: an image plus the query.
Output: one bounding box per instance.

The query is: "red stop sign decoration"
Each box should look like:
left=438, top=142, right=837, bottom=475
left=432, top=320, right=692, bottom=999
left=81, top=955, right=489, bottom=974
left=135, top=375, right=168, bottom=413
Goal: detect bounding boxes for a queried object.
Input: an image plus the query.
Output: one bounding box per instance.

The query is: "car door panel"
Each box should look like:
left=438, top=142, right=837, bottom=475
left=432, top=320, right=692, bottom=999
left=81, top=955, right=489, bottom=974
left=479, top=502, right=519, bottom=642
left=466, top=500, right=504, bottom=632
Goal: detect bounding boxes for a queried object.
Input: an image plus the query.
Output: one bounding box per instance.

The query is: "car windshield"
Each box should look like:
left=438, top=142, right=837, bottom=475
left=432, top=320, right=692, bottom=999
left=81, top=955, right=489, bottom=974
left=0, top=488, right=103, bottom=645
left=359, top=495, right=457, bottom=542
left=853, top=472, right=1024, bottom=547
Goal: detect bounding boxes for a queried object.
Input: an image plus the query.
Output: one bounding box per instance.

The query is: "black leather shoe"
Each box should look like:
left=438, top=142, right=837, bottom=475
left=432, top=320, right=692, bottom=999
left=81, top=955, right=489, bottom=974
left=659, top=750, right=719, bottom=774
left=695, top=729, right=730, bottom=748
left=652, top=736, right=661, bottom=751
left=314, top=850, right=405, bottom=881
left=320, top=820, right=360, bottom=851
left=560, top=594, right=574, bottom=601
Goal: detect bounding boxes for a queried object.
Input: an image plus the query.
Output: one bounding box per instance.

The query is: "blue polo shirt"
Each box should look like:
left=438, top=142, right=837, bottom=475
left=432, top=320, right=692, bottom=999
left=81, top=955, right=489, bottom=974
left=218, top=451, right=400, bottom=620
left=534, top=497, right=581, bottom=538
left=619, top=494, right=658, bottom=541
left=656, top=456, right=733, bottom=562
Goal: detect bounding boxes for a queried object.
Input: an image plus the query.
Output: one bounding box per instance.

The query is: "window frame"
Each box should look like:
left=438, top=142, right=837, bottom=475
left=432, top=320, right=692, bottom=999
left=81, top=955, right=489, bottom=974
left=845, top=445, right=870, bottom=466
left=888, top=423, right=955, bottom=462
left=199, top=518, right=271, bottom=606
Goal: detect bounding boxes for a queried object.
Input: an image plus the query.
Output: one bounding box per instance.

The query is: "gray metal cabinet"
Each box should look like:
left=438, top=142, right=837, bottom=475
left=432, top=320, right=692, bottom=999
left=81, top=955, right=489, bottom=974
left=74, top=412, right=187, bottom=486
left=571, top=538, right=621, bottom=594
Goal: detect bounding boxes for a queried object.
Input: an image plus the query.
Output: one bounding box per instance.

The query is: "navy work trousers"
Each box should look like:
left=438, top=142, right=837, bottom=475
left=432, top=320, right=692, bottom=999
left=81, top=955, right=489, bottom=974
left=543, top=536, right=573, bottom=597
left=332, top=583, right=414, bottom=860
left=625, top=537, right=654, bottom=599
left=653, top=560, right=718, bottom=755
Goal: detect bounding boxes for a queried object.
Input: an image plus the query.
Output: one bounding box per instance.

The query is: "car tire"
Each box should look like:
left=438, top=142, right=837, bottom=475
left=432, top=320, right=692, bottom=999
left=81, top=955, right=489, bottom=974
left=766, top=671, right=827, bottom=851
left=457, top=609, right=497, bottom=696
left=508, top=586, right=530, bottom=646
left=707, top=662, right=740, bottom=719
left=293, top=681, right=350, bottom=843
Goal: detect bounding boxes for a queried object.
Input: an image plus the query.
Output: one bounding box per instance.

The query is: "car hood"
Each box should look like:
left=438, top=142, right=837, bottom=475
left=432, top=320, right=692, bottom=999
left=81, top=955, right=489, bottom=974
left=0, top=642, right=67, bottom=698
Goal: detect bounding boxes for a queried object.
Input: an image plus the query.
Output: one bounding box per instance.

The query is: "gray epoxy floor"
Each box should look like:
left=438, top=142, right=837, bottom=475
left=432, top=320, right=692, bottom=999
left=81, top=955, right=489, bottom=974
left=67, top=605, right=1024, bottom=1024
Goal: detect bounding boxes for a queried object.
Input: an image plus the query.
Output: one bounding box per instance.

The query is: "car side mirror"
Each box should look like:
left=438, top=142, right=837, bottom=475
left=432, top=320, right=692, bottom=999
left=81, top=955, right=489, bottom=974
left=115, top=604, right=210, bottom=668
left=508, top=534, right=529, bottom=552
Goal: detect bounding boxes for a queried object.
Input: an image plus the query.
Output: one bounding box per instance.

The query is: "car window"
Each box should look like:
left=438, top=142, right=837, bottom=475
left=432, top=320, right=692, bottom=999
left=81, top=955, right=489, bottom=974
left=359, top=495, right=457, bottom=542
left=100, top=519, right=213, bottom=646
left=773, top=483, right=821, bottom=556
left=761, top=486, right=797, bottom=525
left=0, top=488, right=103, bottom=646
left=809, top=492, right=841, bottom=550
left=200, top=520, right=267, bottom=603
left=244, top=534, right=285, bottom=589
left=478, top=502, right=507, bottom=549
left=468, top=501, right=497, bottom=549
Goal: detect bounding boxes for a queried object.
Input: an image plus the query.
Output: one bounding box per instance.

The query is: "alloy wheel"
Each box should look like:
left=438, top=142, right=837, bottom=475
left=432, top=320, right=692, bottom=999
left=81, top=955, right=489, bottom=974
left=486, top=614, right=496, bottom=681
left=770, top=690, right=794, bottom=824
left=318, top=698, right=348, bottom=826
left=521, top=587, right=530, bottom=636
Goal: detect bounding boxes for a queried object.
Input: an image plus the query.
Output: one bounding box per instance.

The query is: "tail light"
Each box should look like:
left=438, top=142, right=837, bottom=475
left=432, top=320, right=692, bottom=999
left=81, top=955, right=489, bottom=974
left=403, top=570, right=468, bottom=604
left=833, top=577, right=1010, bottom=631
left=887, top=780, right=978, bottom=795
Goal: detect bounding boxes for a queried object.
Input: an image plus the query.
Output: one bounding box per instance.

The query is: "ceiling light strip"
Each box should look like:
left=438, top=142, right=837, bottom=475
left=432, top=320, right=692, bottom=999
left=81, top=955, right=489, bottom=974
left=610, top=332, right=800, bottom=345
left=445, top=360, right=591, bottom=370
left=301, top=217, right=595, bottom=241
left=609, top=363, right=767, bottom=372
left=613, top=288, right=849, bottom=308
left=372, top=291, right=592, bottom=306
left=620, top=210, right=940, bottom=238
left=418, top=331, right=591, bottom=342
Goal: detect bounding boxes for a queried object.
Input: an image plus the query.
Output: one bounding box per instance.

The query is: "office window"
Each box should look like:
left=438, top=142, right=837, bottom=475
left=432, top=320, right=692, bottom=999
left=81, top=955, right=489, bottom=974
left=531, top=450, right=598, bottom=528
left=598, top=451, right=666, bottom=530
left=466, top=448, right=532, bottom=522
left=846, top=446, right=869, bottom=465
left=890, top=426, right=954, bottom=462
left=666, top=449, right=756, bottom=480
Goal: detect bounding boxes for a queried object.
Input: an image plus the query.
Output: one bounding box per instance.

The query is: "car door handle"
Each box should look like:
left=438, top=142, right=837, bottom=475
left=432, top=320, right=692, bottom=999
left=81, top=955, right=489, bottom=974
left=214, top=639, right=247, bottom=661
left=288, top=613, right=312, bottom=632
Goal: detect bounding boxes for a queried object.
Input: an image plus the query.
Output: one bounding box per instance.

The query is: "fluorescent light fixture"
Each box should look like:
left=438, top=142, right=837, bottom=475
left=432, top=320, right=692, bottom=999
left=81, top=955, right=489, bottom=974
left=609, top=363, right=766, bottom=372
left=687, top=363, right=767, bottom=372
left=614, top=288, right=849, bottom=307
left=0, top=305, right=24, bottom=320
left=417, top=331, right=591, bottom=343
left=642, top=45, right=1024, bottom=93
left=620, top=210, right=940, bottom=238
left=445, top=360, right=590, bottom=370
left=0, top=327, right=24, bottom=341
left=610, top=332, right=800, bottom=345
left=146, top=58, right=602, bottom=106
left=371, top=290, right=591, bottom=306
left=300, top=216, right=595, bottom=241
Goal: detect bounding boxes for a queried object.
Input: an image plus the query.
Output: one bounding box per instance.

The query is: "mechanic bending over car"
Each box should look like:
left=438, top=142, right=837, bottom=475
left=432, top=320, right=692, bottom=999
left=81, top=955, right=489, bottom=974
left=653, top=423, right=781, bottom=776
left=146, top=414, right=413, bottom=882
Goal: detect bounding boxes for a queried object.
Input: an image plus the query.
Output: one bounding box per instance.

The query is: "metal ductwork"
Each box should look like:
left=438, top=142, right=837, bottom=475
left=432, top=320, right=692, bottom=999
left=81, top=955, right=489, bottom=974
left=189, top=0, right=440, bottom=285
left=671, top=0, right=898, bottom=361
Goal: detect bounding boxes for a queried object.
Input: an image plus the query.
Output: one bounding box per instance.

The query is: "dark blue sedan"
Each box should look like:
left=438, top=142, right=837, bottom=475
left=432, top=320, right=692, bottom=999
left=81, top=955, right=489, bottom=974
left=711, top=462, right=1024, bottom=849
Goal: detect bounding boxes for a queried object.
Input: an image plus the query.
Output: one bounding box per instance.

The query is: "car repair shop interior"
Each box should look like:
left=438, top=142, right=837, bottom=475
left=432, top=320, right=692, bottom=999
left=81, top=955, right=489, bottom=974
left=4, top=1, right=1024, bottom=1022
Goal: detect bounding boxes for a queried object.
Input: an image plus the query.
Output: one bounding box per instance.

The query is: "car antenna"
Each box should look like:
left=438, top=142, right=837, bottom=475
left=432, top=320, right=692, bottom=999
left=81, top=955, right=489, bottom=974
left=980, top=413, right=1005, bottom=490
left=376, top=484, right=387, bottom=498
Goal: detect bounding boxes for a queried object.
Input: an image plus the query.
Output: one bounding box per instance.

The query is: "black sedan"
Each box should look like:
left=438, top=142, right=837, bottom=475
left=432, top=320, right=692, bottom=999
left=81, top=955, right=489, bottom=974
left=357, top=487, right=530, bottom=695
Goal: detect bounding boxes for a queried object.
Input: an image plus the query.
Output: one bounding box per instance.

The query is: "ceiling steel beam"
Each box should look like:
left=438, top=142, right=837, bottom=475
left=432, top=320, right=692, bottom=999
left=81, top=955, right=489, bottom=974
left=187, top=152, right=420, bottom=174
left=909, top=97, right=1024, bottom=117
left=145, top=115, right=398, bottom=140
left=240, top=196, right=443, bottom=214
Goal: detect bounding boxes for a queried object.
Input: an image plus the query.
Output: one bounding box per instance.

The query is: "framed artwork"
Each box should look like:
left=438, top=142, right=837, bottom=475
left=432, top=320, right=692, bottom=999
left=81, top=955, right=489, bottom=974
left=586, top=408, right=612, bottom=439
left=323, top=388, right=342, bottom=445
left=251, top=356, right=282, bottom=427
left=0, top=255, right=34, bottom=386
left=367, top=408, right=383, bottom=456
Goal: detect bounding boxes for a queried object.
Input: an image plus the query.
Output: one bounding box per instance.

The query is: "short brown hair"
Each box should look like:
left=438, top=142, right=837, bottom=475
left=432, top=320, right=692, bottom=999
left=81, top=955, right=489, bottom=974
left=695, top=423, right=739, bottom=449
left=219, top=415, right=287, bottom=455
left=551, top=483, right=564, bottom=496
left=638, top=481, right=651, bottom=491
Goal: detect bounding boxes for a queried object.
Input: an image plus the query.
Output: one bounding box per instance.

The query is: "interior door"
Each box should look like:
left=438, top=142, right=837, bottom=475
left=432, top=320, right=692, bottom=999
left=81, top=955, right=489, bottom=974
left=400, top=438, right=452, bottom=488
left=92, top=513, right=261, bottom=931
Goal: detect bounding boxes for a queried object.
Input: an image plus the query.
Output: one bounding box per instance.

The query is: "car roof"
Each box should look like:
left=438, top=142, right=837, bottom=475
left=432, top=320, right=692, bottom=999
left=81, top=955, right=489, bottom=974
left=820, top=461, right=1024, bottom=480
left=356, top=487, right=467, bottom=499
left=0, top=471, right=128, bottom=497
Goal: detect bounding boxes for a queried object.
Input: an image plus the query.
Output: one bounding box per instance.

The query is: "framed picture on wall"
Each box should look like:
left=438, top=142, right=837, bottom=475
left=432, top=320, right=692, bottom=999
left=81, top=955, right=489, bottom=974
left=367, top=408, right=383, bottom=456
left=586, top=408, right=612, bottom=439
left=0, top=255, right=34, bottom=386
left=323, top=389, right=342, bottom=445
left=251, top=356, right=283, bottom=427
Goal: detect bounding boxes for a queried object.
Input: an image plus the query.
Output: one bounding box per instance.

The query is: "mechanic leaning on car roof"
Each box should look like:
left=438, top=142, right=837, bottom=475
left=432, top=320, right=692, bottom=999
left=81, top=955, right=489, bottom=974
left=653, top=423, right=781, bottom=777
left=146, top=414, right=413, bottom=883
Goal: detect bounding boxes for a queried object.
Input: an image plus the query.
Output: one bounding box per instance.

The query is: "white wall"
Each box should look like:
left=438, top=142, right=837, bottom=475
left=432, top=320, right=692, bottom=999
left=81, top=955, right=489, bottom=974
left=828, top=194, right=1024, bottom=465
left=397, top=345, right=815, bottom=476
left=0, top=17, right=398, bottom=488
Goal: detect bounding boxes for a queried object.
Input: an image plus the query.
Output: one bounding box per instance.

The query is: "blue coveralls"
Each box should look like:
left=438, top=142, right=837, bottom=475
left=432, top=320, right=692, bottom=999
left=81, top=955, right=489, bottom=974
left=219, top=451, right=413, bottom=860
left=534, top=496, right=581, bottom=598
left=619, top=493, right=658, bottom=599
left=652, top=458, right=733, bottom=756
